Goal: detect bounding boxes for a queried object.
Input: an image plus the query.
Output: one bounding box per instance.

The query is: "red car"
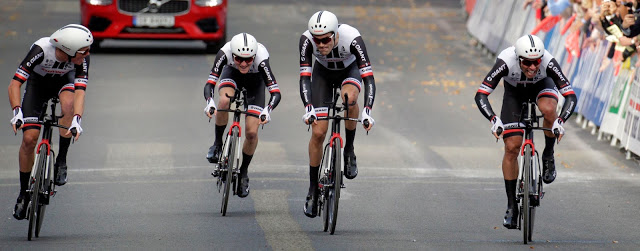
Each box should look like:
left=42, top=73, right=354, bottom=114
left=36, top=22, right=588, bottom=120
left=80, top=0, right=227, bottom=52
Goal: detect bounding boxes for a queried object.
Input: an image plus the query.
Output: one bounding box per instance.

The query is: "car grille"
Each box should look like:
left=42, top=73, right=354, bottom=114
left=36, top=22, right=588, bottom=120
left=118, top=0, right=190, bottom=15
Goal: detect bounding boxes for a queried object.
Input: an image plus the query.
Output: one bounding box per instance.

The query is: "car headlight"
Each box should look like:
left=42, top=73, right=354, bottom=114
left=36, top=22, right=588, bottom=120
left=85, top=0, right=112, bottom=5
left=195, top=0, right=223, bottom=7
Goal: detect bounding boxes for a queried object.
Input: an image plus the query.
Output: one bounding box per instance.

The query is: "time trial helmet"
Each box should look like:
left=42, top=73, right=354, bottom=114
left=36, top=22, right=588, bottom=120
left=515, top=34, right=544, bottom=60
left=49, top=24, right=93, bottom=56
left=308, top=10, right=338, bottom=36
left=230, top=33, right=258, bottom=58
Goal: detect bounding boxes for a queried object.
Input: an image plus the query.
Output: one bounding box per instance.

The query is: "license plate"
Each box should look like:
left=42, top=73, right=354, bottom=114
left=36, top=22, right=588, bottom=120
left=133, top=15, right=175, bottom=28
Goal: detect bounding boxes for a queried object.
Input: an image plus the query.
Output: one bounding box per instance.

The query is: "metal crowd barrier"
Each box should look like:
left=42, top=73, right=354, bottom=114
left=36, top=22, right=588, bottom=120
left=466, top=0, right=640, bottom=158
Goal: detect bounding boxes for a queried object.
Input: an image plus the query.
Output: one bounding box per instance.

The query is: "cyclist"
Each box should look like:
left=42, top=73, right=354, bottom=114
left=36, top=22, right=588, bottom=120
left=299, top=10, right=376, bottom=218
left=474, top=34, right=577, bottom=229
left=204, top=33, right=281, bottom=198
left=9, top=24, right=92, bottom=220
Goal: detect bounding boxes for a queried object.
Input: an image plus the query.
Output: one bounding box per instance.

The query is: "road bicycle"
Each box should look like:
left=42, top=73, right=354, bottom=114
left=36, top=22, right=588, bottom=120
left=18, top=97, right=76, bottom=240
left=209, top=88, right=265, bottom=216
left=499, top=99, right=557, bottom=244
left=308, top=88, right=369, bottom=235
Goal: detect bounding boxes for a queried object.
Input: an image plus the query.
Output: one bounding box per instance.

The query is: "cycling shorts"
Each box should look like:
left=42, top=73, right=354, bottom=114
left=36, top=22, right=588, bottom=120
left=22, top=75, right=75, bottom=131
left=310, top=62, right=362, bottom=117
left=217, top=66, right=265, bottom=117
left=501, top=77, right=559, bottom=138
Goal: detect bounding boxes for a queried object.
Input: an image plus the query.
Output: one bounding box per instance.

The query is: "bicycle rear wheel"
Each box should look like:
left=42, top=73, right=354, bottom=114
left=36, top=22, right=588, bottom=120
left=221, top=129, right=237, bottom=216
left=28, top=144, right=47, bottom=240
left=522, top=145, right=532, bottom=244
left=328, top=138, right=341, bottom=235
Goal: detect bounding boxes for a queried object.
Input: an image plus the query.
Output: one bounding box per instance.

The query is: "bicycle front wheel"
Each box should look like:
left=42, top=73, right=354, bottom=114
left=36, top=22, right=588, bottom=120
left=28, top=144, right=47, bottom=240
left=522, top=144, right=532, bottom=244
left=328, top=138, right=342, bottom=235
left=35, top=152, right=53, bottom=238
left=221, top=129, right=237, bottom=216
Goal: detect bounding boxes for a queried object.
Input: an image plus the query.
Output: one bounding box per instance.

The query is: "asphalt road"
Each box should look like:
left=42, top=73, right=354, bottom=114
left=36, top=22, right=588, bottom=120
left=1, top=0, right=639, bottom=249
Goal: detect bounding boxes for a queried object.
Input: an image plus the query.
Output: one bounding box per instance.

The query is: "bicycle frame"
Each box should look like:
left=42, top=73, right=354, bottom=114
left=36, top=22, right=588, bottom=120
left=504, top=100, right=551, bottom=244
left=214, top=88, right=252, bottom=216
left=314, top=88, right=361, bottom=234
left=27, top=98, right=69, bottom=240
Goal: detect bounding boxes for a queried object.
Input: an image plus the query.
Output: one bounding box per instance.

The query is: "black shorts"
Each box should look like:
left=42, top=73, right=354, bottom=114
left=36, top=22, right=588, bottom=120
left=501, top=77, right=559, bottom=138
left=22, top=75, right=75, bottom=131
left=217, top=66, right=265, bottom=117
left=310, top=62, right=362, bottom=117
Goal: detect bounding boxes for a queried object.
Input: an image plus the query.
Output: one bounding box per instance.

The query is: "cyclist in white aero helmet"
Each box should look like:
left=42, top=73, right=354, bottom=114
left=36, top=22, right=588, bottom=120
left=8, top=24, right=92, bottom=220
left=474, top=34, right=578, bottom=229
left=203, top=33, right=282, bottom=198
left=299, top=10, right=377, bottom=218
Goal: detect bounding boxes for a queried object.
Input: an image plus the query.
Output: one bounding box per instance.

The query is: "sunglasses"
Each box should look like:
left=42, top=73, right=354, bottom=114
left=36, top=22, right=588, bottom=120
left=233, top=55, right=254, bottom=64
left=76, top=49, right=90, bottom=56
left=312, top=33, right=335, bottom=45
left=520, top=58, right=541, bottom=67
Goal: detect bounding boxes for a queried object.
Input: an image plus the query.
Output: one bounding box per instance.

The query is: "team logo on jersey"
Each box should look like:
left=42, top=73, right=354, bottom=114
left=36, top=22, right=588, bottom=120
left=43, top=59, right=55, bottom=68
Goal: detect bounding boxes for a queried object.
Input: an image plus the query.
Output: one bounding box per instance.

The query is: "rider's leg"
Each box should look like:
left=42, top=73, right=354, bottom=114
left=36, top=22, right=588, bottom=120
left=341, top=83, right=360, bottom=147
left=54, top=89, right=74, bottom=185
left=214, top=87, right=235, bottom=145
left=502, top=135, right=522, bottom=228
left=305, top=120, right=329, bottom=217
left=57, top=90, right=74, bottom=164
left=538, top=97, right=559, bottom=158
left=14, top=128, right=39, bottom=219
left=19, top=129, right=40, bottom=187
left=241, top=115, right=260, bottom=177
left=341, top=82, right=360, bottom=179
left=538, top=96, right=559, bottom=184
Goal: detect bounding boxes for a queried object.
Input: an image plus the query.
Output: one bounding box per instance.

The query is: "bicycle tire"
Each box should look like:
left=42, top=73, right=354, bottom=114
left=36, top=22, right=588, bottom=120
left=523, top=145, right=532, bottom=244
left=321, top=144, right=331, bottom=232
left=36, top=153, right=53, bottom=238
left=221, top=129, right=237, bottom=216
left=328, top=138, right=341, bottom=235
left=322, top=164, right=329, bottom=231
left=28, top=144, right=47, bottom=240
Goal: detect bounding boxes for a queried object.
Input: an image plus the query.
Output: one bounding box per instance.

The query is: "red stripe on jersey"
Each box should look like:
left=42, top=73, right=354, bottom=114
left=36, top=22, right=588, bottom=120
left=15, top=73, right=27, bottom=81
left=360, top=72, right=373, bottom=78
left=477, top=89, right=490, bottom=95
left=538, top=92, right=558, bottom=99
left=562, top=91, right=575, bottom=96
left=23, top=123, right=42, bottom=128
left=504, top=129, right=524, bottom=134
left=317, top=113, right=328, bottom=117
left=207, top=80, right=216, bottom=85
left=248, top=110, right=261, bottom=115
left=300, top=72, right=312, bottom=77
left=301, top=64, right=311, bottom=66
left=269, top=89, right=280, bottom=93
left=75, top=83, right=87, bottom=88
